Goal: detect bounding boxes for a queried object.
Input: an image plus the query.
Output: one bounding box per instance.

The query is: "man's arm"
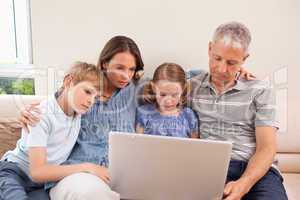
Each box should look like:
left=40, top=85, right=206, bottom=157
left=223, top=126, right=277, bottom=200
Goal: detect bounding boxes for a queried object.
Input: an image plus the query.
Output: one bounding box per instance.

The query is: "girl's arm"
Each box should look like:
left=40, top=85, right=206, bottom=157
left=135, top=106, right=147, bottom=134
left=184, top=108, right=201, bottom=139
left=29, top=148, right=109, bottom=183
left=190, top=131, right=200, bottom=139
left=135, top=124, right=145, bottom=134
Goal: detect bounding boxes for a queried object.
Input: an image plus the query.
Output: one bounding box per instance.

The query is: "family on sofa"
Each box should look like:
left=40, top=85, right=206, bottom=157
left=0, top=22, right=288, bottom=200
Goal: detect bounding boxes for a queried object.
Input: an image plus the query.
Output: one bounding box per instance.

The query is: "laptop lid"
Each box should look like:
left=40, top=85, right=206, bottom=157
left=109, top=132, right=232, bottom=200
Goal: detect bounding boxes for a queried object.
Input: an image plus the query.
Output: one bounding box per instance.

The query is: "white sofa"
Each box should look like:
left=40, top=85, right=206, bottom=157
left=0, top=95, right=299, bottom=199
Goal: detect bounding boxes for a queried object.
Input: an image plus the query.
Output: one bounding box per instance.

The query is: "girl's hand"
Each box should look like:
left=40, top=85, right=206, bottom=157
left=18, top=102, right=42, bottom=132
left=237, top=67, right=256, bottom=81
left=85, top=163, right=110, bottom=184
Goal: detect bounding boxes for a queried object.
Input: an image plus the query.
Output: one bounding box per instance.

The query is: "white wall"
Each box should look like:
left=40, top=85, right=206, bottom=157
left=30, top=0, right=300, bottom=134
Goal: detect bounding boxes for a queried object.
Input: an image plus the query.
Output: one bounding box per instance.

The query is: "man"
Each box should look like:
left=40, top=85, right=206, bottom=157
left=189, top=22, right=288, bottom=200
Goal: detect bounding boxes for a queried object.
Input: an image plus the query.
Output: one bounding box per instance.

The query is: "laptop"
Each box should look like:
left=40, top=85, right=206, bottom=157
left=109, top=132, right=232, bottom=200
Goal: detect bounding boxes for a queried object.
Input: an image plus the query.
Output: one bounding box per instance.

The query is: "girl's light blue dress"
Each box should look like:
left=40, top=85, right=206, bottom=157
left=136, top=104, right=199, bottom=138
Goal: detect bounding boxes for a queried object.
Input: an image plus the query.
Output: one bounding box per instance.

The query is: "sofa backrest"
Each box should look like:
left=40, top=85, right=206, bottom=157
left=0, top=95, right=299, bottom=173
left=0, top=95, right=46, bottom=156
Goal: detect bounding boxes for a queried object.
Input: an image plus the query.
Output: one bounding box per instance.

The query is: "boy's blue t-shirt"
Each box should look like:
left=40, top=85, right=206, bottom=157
left=136, top=104, right=199, bottom=138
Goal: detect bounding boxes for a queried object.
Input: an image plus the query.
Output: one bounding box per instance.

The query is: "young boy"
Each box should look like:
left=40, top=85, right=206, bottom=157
left=0, top=62, right=108, bottom=200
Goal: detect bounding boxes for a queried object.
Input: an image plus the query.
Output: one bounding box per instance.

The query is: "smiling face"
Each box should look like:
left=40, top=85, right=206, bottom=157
left=68, top=76, right=99, bottom=114
left=208, top=40, right=248, bottom=86
left=152, top=80, right=183, bottom=112
left=103, top=51, right=136, bottom=89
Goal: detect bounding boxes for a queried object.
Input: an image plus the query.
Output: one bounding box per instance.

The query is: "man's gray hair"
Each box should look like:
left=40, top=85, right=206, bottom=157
left=212, top=22, right=252, bottom=51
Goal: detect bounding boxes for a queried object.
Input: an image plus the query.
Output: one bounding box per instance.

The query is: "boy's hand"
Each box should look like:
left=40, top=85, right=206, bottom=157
left=85, top=163, right=110, bottom=184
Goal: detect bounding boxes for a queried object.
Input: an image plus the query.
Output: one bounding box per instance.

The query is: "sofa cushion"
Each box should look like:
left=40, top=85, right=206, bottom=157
left=0, top=95, right=45, bottom=119
left=0, top=118, right=21, bottom=157
left=0, top=95, right=45, bottom=157
left=282, top=173, right=300, bottom=200
left=277, top=133, right=300, bottom=153
left=276, top=153, right=300, bottom=173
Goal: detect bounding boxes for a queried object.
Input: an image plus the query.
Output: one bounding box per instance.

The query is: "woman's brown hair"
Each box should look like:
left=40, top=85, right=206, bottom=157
left=143, top=62, right=188, bottom=107
left=97, top=35, right=144, bottom=81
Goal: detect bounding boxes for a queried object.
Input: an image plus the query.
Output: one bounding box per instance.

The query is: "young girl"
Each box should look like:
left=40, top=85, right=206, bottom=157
left=0, top=62, right=109, bottom=199
left=136, top=62, right=199, bottom=138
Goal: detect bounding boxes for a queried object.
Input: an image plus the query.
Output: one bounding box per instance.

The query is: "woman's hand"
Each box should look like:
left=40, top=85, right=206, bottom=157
left=18, top=102, right=41, bottom=132
left=237, top=67, right=256, bottom=81
left=85, top=163, right=110, bottom=184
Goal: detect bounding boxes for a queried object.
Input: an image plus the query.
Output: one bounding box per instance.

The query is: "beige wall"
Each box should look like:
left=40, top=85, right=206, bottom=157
left=30, top=0, right=300, bottom=134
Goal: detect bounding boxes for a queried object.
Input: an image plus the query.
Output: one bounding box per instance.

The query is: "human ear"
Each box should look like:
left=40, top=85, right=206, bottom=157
left=150, top=81, right=156, bottom=93
left=102, top=63, right=108, bottom=71
left=208, top=41, right=213, bottom=55
left=243, top=53, right=250, bottom=62
left=63, top=75, right=74, bottom=88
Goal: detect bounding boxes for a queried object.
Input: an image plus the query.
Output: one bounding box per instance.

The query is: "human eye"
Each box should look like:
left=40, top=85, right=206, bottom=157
left=84, top=89, right=92, bottom=95
left=214, top=55, right=222, bottom=61
left=172, top=93, right=179, bottom=98
left=112, top=64, right=124, bottom=71
left=227, top=60, right=238, bottom=66
left=116, top=65, right=124, bottom=70
left=130, top=67, right=136, bottom=72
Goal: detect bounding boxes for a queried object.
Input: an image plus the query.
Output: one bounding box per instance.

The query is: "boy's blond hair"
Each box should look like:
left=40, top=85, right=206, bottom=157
left=59, top=62, right=101, bottom=93
left=66, top=62, right=100, bottom=84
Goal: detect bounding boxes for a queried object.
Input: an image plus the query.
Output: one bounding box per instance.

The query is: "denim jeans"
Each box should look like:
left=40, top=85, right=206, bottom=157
left=227, top=160, right=288, bottom=200
left=0, top=161, right=49, bottom=200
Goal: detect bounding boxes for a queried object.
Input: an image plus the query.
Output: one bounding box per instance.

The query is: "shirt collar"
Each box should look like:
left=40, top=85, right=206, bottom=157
left=95, top=81, right=135, bottom=105
left=232, top=79, right=248, bottom=91
left=201, top=73, right=211, bottom=88
left=203, top=74, right=248, bottom=91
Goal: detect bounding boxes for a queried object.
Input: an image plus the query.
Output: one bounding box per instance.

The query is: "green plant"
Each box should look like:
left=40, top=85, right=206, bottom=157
left=0, top=78, right=35, bottom=95
left=0, top=87, right=7, bottom=94
left=12, top=79, right=35, bottom=95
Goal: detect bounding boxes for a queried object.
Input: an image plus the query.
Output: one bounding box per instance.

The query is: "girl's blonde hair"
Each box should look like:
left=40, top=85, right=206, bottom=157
left=59, top=62, right=101, bottom=94
left=143, top=62, right=188, bottom=107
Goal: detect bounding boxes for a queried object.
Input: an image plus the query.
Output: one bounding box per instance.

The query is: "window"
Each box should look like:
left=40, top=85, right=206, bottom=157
left=0, top=0, right=32, bottom=64
left=0, top=0, right=34, bottom=95
left=0, top=77, right=34, bottom=95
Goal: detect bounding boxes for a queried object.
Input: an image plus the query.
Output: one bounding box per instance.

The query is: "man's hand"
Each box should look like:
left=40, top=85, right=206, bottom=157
left=223, top=178, right=251, bottom=200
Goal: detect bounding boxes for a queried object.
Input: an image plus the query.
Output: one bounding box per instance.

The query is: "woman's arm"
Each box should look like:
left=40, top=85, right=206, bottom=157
left=238, top=66, right=256, bottom=80
left=29, top=147, right=110, bottom=183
